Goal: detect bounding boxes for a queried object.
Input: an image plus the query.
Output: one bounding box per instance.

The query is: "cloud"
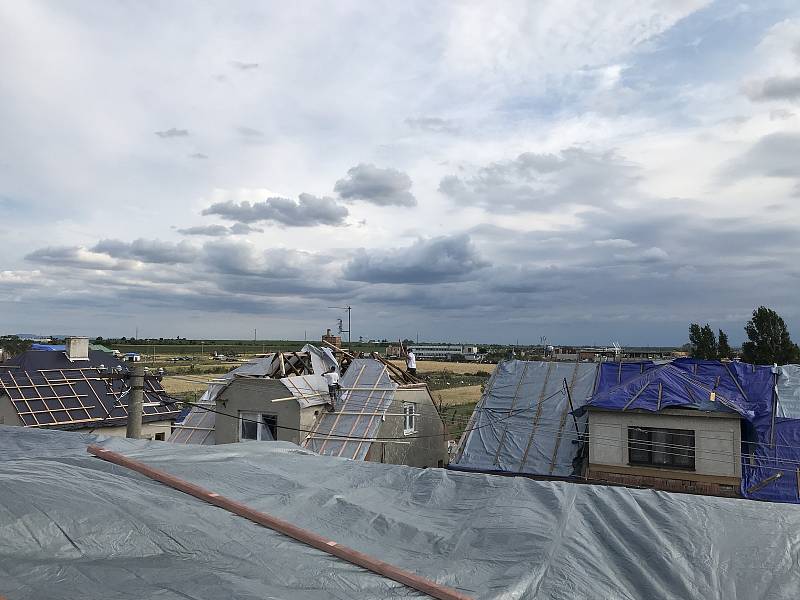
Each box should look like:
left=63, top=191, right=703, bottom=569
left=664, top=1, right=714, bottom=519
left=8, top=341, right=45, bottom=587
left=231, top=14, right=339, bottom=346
left=343, top=234, right=489, bottom=284
left=237, top=126, right=264, bottom=139
left=24, top=246, right=121, bottom=270
left=334, top=164, right=416, bottom=207
left=746, top=76, right=800, bottom=102
left=594, top=238, right=637, bottom=248
left=231, top=61, right=259, bottom=70
left=188, top=152, right=208, bottom=159
left=91, top=239, right=199, bottom=264
left=405, top=116, right=459, bottom=134
left=723, top=132, right=800, bottom=180
left=439, top=147, right=640, bottom=211
left=177, top=225, right=231, bottom=236
left=178, top=223, right=263, bottom=236
left=155, top=128, right=189, bottom=138
left=201, top=193, right=348, bottom=227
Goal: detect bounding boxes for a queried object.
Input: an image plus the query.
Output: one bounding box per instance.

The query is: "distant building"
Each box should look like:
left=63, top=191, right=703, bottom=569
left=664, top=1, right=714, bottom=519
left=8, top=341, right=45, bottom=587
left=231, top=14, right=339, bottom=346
left=322, top=328, right=342, bottom=348
left=0, top=337, right=177, bottom=439
left=408, top=344, right=481, bottom=362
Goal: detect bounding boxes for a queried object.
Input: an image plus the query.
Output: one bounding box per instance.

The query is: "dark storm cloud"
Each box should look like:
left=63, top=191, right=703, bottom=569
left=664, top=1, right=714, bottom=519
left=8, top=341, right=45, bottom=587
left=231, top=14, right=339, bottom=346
left=343, top=234, right=489, bottom=284
left=405, top=116, right=459, bottom=134
left=155, top=128, right=189, bottom=138
left=334, top=164, right=416, bottom=207
left=746, top=76, right=800, bottom=102
left=201, top=193, right=348, bottom=227
left=439, top=147, right=640, bottom=211
left=92, top=238, right=199, bottom=264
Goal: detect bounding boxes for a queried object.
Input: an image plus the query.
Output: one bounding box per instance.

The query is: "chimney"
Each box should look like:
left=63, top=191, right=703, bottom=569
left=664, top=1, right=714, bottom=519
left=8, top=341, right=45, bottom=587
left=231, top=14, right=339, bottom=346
left=65, top=336, right=90, bottom=361
left=326, top=328, right=332, bottom=336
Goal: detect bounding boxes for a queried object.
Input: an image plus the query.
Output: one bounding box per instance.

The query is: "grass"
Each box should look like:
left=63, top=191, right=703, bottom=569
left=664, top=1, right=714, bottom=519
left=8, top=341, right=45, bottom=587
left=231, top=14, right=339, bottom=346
left=431, top=385, right=484, bottom=407
left=390, top=360, right=495, bottom=374
left=439, top=401, right=479, bottom=441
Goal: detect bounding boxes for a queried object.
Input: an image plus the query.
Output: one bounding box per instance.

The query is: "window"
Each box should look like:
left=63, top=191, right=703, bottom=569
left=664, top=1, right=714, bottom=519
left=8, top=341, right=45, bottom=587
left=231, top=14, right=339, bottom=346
left=403, top=402, right=416, bottom=435
left=628, top=426, right=695, bottom=470
left=239, top=412, right=278, bottom=441
left=154, top=432, right=165, bottom=441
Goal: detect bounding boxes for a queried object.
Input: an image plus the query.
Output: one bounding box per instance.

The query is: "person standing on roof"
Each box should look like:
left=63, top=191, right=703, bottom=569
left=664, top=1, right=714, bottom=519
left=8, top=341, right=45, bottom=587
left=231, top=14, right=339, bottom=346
left=405, top=348, right=417, bottom=377
left=323, top=366, right=340, bottom=407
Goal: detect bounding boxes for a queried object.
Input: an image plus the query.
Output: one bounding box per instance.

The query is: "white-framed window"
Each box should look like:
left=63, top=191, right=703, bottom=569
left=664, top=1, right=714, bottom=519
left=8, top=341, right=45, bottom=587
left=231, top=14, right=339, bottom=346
left=403, top=402, right=416, bottom=435
left=239, top=412, right=278, bottom=442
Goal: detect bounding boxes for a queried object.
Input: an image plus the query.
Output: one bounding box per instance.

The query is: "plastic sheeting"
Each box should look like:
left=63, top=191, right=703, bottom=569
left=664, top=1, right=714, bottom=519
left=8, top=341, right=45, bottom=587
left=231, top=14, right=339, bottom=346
left=594, top=360, right=656, bottom=395
left=2, top=426, right=800, bottom=600
left=585, top=363, right=750, bottom=416
left=303, top=359, right=395, bottom=460
left=777, top=365, right=800, bottom=418
left=450, top=360, right=598, bottom=478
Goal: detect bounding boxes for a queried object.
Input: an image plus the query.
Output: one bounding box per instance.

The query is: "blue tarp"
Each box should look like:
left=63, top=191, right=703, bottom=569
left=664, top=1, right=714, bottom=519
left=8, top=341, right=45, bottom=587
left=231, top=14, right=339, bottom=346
left=30, top=343, right=66, bottom=351
left=586, top=363, right=750, bottom=416
left=594, top=361, right=655, bottom=395
left=587, top=357, right=800, bottom=504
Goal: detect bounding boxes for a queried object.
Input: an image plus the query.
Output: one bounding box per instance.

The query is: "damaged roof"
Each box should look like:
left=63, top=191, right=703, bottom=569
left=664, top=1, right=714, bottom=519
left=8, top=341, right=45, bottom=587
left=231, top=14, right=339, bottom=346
left=0, top=349, right=177, bottom=429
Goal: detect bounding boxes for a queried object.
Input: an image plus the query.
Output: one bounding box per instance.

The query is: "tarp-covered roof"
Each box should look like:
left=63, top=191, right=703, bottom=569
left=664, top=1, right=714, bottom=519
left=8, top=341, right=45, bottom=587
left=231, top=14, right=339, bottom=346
left=777, top=364, right=800, bottom=418
left=0, top=350, right=177, bottom=429
left=2, top=426, right=800, bottom=599
left=586, top=363, right=749, bottom=416
left=450, top=360, right=598, bottom=478
left=303, top=358, right=396, bottom=460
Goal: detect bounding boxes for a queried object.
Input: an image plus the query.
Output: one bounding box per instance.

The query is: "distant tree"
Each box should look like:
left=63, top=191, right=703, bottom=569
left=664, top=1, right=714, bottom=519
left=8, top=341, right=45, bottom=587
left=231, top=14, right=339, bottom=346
left=0, top=335, right=31, bottom=358
left=741, top=306, right=800, bottom=365
left=717, top=330, right=732, bottom=360
left=689, top=323, right=718, bottom=359
left=94, top=336, right=104, bottom=342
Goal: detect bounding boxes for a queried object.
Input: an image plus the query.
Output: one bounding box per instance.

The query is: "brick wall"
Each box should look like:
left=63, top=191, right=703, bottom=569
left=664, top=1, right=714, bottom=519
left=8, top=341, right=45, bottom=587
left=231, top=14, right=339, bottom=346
left=590, top=469, right=741, bottom=498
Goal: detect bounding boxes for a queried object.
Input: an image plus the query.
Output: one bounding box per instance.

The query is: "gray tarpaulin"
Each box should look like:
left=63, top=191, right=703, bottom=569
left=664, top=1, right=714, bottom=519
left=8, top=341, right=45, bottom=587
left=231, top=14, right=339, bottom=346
left=3, top=426, right=799, bottom=599
left=450, top=360, right=598, bottom=477
left=777, top=364, right=800, bottom=418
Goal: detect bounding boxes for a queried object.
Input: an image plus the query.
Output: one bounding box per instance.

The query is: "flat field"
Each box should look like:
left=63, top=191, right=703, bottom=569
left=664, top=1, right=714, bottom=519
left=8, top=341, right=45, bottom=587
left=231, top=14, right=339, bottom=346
left=389, top=360, right=495, bottom=375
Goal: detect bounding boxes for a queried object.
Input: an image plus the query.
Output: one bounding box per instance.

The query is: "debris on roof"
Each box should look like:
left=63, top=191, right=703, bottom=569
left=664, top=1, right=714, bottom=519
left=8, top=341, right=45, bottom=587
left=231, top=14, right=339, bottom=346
left=169, top=344, right=336, bottom=445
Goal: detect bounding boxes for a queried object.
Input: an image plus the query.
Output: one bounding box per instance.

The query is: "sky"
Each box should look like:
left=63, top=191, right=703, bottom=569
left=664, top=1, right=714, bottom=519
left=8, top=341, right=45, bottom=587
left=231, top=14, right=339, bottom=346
left=2, top=1, right=800, bottom=346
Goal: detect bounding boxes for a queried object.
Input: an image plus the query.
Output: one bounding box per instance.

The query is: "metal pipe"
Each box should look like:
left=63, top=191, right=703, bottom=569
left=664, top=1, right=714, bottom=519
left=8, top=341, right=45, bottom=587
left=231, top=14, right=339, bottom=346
left=87, top=445, right=473, bottom=600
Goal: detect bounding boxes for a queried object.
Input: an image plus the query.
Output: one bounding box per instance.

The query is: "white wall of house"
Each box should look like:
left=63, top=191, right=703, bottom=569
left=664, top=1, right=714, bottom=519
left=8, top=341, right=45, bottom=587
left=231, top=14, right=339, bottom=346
left=588, top=408, right=742, bottom=478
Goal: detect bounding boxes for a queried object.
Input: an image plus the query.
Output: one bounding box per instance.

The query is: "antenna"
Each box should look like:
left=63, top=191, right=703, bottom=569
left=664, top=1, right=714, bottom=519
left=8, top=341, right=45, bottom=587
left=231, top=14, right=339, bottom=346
left=327, top=305, right=352, bottom=350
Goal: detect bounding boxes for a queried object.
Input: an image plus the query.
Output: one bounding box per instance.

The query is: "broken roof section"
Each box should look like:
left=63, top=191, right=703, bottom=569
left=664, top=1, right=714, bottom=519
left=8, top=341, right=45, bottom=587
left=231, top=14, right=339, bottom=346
left=0, top=349, right=177, bottom=429
left=4, top=426, right=800, bottom=599
left=169, top=344, right=336, bottom=445
left=450, top=360, right=599, bottom=478
left=303, top=358, right=396, bottom=460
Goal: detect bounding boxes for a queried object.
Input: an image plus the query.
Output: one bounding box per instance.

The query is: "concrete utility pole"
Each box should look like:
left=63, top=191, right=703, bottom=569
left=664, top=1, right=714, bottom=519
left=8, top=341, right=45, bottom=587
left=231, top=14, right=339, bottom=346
left=126, top=363, right=145, bottom=439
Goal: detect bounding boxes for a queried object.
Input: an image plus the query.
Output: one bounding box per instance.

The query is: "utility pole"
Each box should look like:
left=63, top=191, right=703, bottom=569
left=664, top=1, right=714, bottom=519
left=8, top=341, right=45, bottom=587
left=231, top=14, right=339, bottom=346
left=327, top=306, right=352, bottom=350
left=126, top=363, right=145, bottom=439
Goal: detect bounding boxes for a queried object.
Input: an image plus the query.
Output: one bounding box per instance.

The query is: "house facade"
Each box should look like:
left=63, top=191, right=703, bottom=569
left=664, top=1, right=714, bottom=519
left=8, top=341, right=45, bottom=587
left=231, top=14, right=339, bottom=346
left=587, top=407, right=742, bottom=497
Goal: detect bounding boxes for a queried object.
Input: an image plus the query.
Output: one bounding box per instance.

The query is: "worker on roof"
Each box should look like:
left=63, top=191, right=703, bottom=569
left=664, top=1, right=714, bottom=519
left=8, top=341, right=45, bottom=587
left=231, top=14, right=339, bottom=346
left=405, top=348, right=417, bottom=377
left=323, top=366, right=340, bottom=407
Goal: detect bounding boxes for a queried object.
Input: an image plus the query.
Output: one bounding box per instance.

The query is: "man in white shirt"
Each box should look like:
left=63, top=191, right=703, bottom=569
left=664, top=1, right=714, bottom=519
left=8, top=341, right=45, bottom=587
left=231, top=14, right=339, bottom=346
left=406, top=349, right=417, bottom=377
left=323, top=367, right=340, bottom=406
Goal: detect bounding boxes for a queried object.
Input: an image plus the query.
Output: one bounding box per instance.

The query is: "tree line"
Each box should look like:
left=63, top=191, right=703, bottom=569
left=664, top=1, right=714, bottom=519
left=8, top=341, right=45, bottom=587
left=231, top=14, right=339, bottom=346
left=689, top=306, right=800, bottom=364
